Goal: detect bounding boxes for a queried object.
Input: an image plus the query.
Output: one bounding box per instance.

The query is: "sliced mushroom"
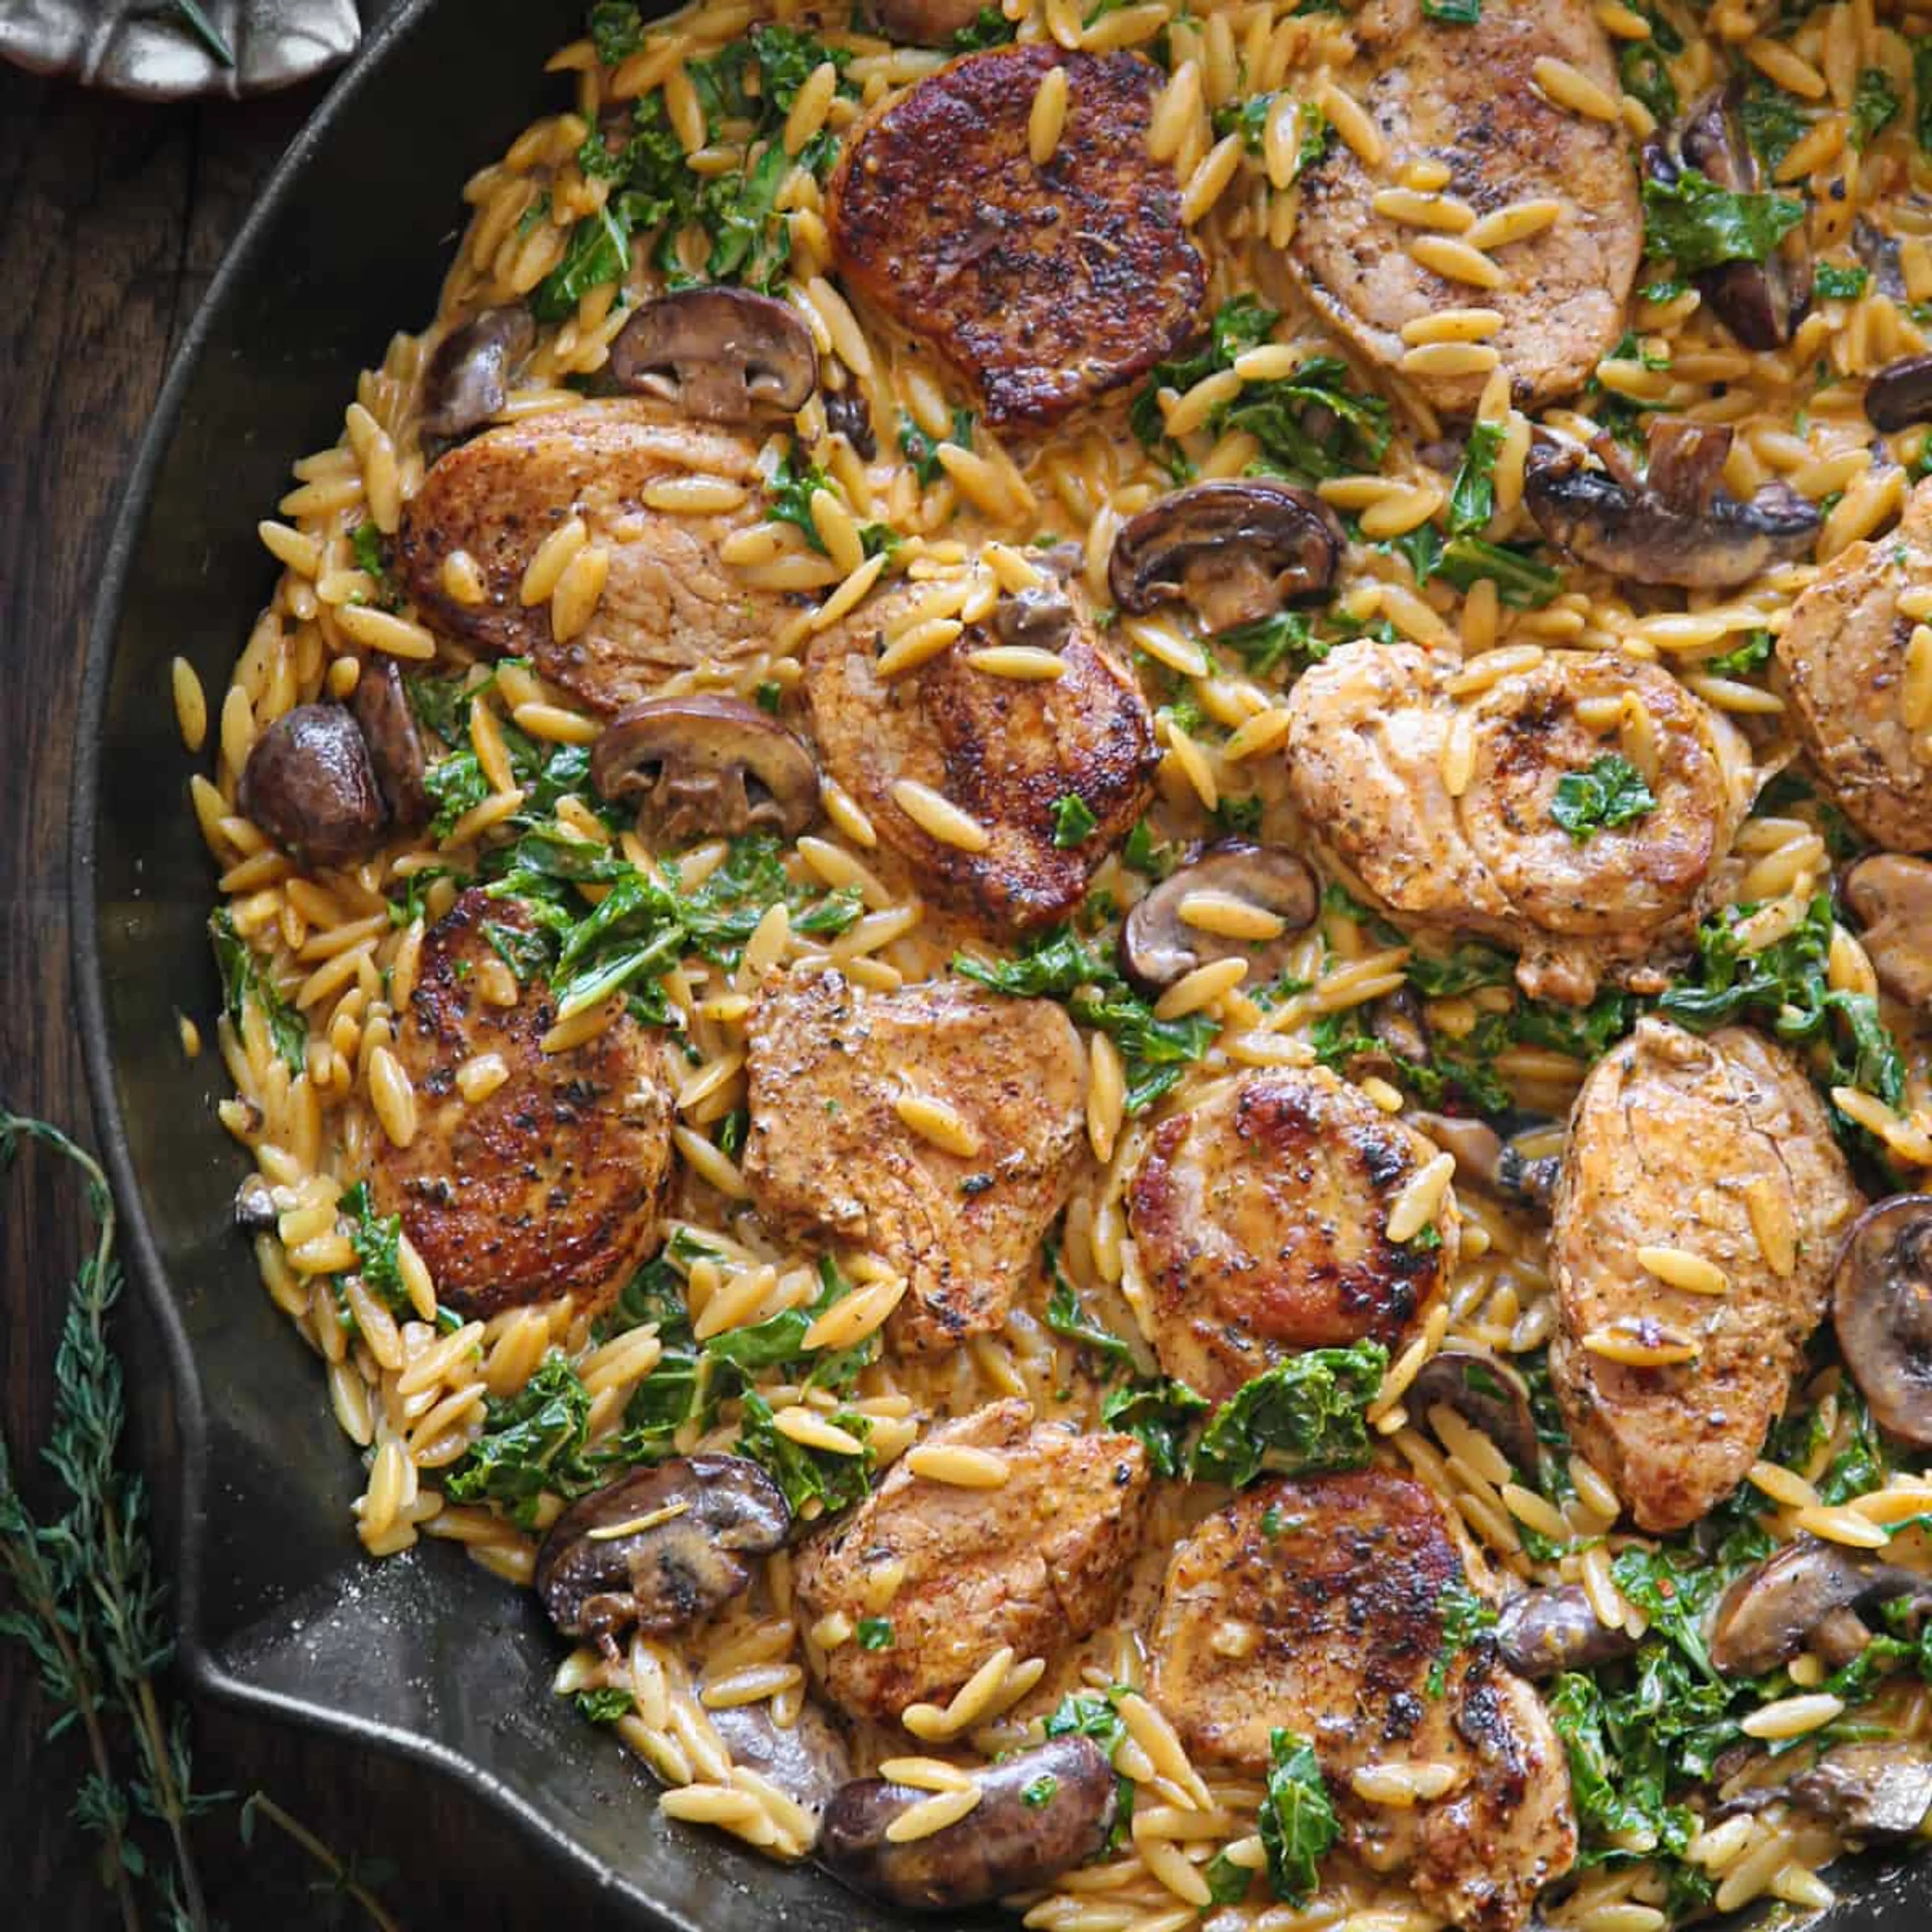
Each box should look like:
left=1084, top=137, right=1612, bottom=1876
left=820, top=1736, right=1116, bottom=1910
left=350, top=657, right=430, bottom=833
left=1411, top=1115, right=1561, bottom=1212
left=590, top=695, right=820, bottom=845
left=1495, top=1585, right=1641, bottom=1679
left=825, top=386, right=877, bottom=460
left=1867, top=354, right=1932, bottom=435
left=1108, top=480, right=1343, bottom=634
left=1408, top=1347, right=1541, bottom=1476
left=1709, top=1535, right=1932, bottom=1676
left=1834, top=1195, right=1932, bottom=1450
left=863, top=0, right=991, bottom=45
left=1844, top=854, right=1932, bottom=1009
left=1411, top=1114, right=1509, bottom=1193
left=1855, top=217, right=1907, bottom=302
left=609, top=288, right=818, bottom=425
left=535, top=1455, right=789, bottom=1650
left=1668, top=87, right=1812, bottom=351
left=233, top=1173, right=279, bottom=1236
left=1792, top=1743, right=1932, bottom=1840
left=1118, top=842, right=1317, bottom=992
left=1524, top=425, right=1821, bottom=589
left=707, top=1701, right=852, bottom=1829
left=419, top=305, right=535, bottom=439
left=236, top=704, right=388, bottom=869
left=992, top=582, right=1076, bottom=651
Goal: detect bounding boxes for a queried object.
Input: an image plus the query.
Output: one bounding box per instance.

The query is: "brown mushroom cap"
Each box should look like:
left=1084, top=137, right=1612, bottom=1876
left=1408, top=1346, right=1541, bottom=1476
left=236, top=703, right=389, bottom=869
left=535, top=1455, right=790, bottom=1647
left=590, top=694, right=821, bottom=845
left=609, top=287, right=818, bottom=425
left=863, top=0, right=991, bottom=46
left=350, top=657, right=430, bottom=833
left=820, top=1735, right=1117, bottom=1909
left=1793, top=1743, right=1932, bottom=1840
left=1494, top=1584, right=1640, bottom=1679
left=1867, top=354, right=1932, bottom=434
left=1709, top=1534, right=1932, bottom=1676
left=419, top=305, right=535, bottom=439
left=1108, top=480, right=1343, bottom=634
left=1833, top=1195, right=1932, bottom=1450
left=1844, top=854, right=1932, bottom=1009
left=1523, top=424, right=1821, bottom=589
left=707, top=1701, right=853, bottom=1826
left=1672, top=86, right=1811, bottom=351
left=1118, top=841, right=1318, bottom=992
left=1408, top=1113, right=1560, bottom=1209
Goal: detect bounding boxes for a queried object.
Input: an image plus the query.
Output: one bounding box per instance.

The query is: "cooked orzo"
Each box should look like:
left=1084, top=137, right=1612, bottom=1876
left=197, top=0, right=1932, bottom=1922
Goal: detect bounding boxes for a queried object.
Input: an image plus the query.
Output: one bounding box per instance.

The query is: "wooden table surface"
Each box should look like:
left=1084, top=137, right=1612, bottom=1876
left=0, top=54, right=635, bottom=1932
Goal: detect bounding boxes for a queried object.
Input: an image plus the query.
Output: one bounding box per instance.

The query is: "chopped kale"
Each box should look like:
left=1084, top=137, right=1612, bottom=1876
left=1642, top=167, right=1806, bottom=274
left=1191, top=1342, right=1387, bottom=1488
left=1258, top=1729, right=1339, bottom=1906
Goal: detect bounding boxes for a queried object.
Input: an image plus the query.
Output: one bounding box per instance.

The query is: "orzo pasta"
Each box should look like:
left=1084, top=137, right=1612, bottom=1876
left=196, top=0, right=1932, bottom=1924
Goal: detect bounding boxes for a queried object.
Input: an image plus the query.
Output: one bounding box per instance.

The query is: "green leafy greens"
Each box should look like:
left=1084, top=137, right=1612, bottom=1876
left=1258, top=1729, right=1339, bottom=1905
left=1550, top=754, right=1658, bottom=843
left=954, top=927, right=1219, bottom=1113
left=1191, top=1342, right=1387, bottom=1487
left=208, top=908, right=307, bottom=1073
left=1642, top=168, right=1806, bottom=274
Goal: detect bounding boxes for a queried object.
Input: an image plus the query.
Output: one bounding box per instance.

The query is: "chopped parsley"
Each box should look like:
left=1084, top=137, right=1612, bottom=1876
left=575, top=1686, right=636, bottom=1724
left=1852, top=66, right=1901, bottom=149
left=855, top=1618, right=894, bottom=1651
left=1813, top=262, right=1871, bottom=301
left=1702, top=627, right=1774, bottom=677
left=1020, top=1774, right=1060, bottom=1809
left=1051, top=793, right=1100, bottom=849
left=1550, top=754, right=1657, bottom=843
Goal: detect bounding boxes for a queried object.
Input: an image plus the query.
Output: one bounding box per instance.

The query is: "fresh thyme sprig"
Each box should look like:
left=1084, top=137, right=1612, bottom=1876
left=0, top=1110, right=400, bottom=1931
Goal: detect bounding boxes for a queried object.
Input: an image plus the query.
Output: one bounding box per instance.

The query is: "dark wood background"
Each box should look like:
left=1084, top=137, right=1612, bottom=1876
left=0, top=51, right=633, bottom=1932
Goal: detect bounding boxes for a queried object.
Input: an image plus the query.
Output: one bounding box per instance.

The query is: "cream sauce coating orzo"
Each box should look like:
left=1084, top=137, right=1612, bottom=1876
left=190, top=0, right=1932, bottom=1925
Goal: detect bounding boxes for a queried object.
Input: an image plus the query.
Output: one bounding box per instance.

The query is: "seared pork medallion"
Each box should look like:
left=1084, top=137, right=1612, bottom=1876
left=804, top=574, right=1158, bottom=931
left=742, top=970, right=1086, bottom=1352
left=1285, top=641, right=1753, bottom=1003
left=793, top=1400, right=1150, bottom=1722
left=365, top=890, right=675, bottom=1320
left=1150, top=1472, right=1577, bottom=1931
left=1777, top=476, right=1932, bottom=852
left=1128, top=1066, right=1458, bottom=1405
left=1286, top=0, right=1641, bottom=414
left=1550, top=1018, right=1865, bottom=1533
left=198, top=0, right=1932, bottom=1920
left=828, top=43, right=1205, bottom=426
left=396, top=403, right=793, bottom=715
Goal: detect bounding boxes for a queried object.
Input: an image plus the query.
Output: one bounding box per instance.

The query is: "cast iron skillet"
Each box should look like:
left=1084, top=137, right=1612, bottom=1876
left=66, top=0, right=1932, bottom=1926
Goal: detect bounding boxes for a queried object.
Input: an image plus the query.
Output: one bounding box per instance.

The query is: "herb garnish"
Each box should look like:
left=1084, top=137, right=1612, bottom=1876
left=1550, top=754, right=1657, bottom=843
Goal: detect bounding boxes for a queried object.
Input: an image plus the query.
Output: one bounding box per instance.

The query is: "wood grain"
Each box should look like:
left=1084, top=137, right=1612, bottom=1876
left=0, top=60, right=634, bottom=1932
